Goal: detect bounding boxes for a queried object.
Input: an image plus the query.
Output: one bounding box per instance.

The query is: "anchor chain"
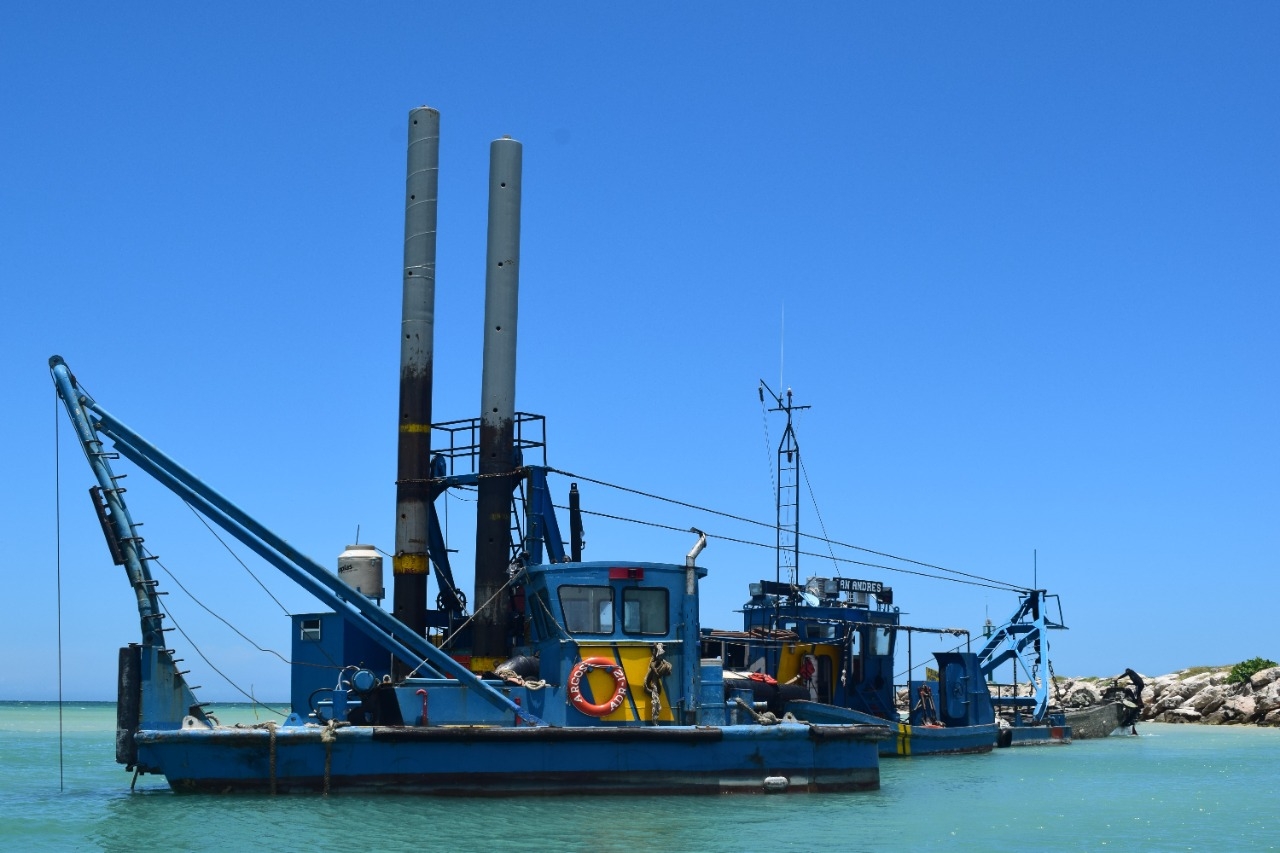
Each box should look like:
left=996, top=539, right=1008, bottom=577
left=1048, top=659, right=1065, bottom=705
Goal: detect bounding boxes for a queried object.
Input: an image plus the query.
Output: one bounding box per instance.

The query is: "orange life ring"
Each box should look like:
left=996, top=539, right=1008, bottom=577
left=568, top=657, right=629, bottom=717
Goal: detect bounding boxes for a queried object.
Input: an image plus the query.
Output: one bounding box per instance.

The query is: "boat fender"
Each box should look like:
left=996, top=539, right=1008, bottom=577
left=497, top=654, right=541, bottom=679
left=568, top=657, right=629, bottom=717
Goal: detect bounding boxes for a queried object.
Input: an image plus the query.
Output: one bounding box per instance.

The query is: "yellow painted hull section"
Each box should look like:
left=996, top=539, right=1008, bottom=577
left=775, top=643, right=841, bottom=688
left=577, top=644, right=674, bottom=722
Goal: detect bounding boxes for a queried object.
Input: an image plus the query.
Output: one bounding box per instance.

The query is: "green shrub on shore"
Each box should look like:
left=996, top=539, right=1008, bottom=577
left=1227, top=657, right=1278, bottom=685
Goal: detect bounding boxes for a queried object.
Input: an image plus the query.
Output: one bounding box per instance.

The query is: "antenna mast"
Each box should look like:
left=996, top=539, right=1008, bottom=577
left=760, top=380, right=809, bottom=586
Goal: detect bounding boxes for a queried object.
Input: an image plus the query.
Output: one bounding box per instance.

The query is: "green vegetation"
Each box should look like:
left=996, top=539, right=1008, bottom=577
left=1176, top=666, right=1224, bottom=680
left=1227, top=657, right=1278, bottom=685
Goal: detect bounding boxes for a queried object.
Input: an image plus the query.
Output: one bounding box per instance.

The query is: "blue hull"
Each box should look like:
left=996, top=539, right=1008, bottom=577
left=786, top=701, right=996, bottom=757
left=137, top=722, right=888, bottom=795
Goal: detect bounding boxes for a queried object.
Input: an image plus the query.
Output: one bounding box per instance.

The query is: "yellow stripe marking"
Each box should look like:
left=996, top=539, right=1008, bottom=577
left=393, top=554, right=429, bottom=574
left=468, top=656, right=506, bottom=674
left=399, top=423, right=432, bottom=434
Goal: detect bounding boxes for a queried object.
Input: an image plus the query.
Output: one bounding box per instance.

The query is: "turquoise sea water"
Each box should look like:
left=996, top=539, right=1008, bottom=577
left=1, top=702, right=1276, bottom=852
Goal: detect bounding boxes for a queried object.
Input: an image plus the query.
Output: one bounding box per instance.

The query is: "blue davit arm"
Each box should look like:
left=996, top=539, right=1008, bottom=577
left=50, top=356, right=541, bottom=726
left=977, top=589, right=1067, bottom=723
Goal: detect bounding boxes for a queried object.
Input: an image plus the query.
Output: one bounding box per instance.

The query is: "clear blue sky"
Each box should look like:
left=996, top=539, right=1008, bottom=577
left=3, top=5, right=1276, bottom=701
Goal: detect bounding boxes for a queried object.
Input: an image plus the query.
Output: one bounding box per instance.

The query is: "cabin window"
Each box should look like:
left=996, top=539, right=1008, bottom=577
left=622, top=587, right=668, bottom=635
left=559, top=585, right=613, bottom=633
left=300, top=618, right=321, bottom=642
left=874, top=626, right=893, bottom=656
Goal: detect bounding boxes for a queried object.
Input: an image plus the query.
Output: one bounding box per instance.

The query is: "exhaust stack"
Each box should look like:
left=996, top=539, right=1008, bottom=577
left=392, top=106, right=440, bottom=651
left=472, top=137, right=523, bottom=663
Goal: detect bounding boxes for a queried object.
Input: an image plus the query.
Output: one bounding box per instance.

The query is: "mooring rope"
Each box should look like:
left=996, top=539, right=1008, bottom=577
left=321, top=721, right=338, bottom=796
left=267, top=721, right=277, bottom=796
left=54, top=390, right=65, bottom=793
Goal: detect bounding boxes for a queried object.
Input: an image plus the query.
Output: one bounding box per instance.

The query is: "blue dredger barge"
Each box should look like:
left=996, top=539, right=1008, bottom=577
left=51, top=107, right=888, bottom=794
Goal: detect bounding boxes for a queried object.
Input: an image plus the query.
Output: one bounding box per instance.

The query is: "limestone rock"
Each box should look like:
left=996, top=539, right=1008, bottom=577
left=1222, top=694, right=1256, bottom=721
left=1186, top=685, right=1226, bottom=715
left=1157, top=707, right=1202, bottom=723
left=1162, top=675, right=1207, bottom=703
left=1151, top=693, right=1187, bottom=716
left=1253, top=681, right=1280, bottom=717
left=1250, top=666, right=1280, bottom=691
left=1179, top=671, right=1213, bottom=691
left=1064, top=682, right=1102, bottom=708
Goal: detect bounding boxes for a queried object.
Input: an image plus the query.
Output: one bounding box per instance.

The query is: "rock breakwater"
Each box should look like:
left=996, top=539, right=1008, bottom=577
left=1056, top=666, right=1280, bottom=726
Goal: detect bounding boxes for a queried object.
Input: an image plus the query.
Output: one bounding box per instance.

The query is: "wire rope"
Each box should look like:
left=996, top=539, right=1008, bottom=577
left=148, top=549, right=339, bottom=671
left=547, top=468, right=1028, bottom=592
left=157, top=598, right=288, bottom=717
left=558, top=503, right=1023, bottom=593
left=798, top=456, right=841, bottom=575
left=180, top=502, right=291, bottom=616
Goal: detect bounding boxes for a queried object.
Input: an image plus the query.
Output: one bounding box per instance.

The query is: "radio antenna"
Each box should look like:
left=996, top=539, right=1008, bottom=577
left=779, top=302, right=785, bottom=392
left=760, top=380, right=810, bottom=585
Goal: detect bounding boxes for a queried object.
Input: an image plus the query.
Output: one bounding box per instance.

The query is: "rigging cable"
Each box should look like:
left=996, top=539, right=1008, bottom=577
left=180, top=502, right=290, bottom=616
left=547, top=467, right=1029, bottom=592
left=148, top=549, right=339, bottom=671
left=798, top=455, right=841, bottom=576
left=558, top=503, right=1021, bottom=593
left=758, top=393, right=777, bottom=529
left=53, top=390, right=64, bottom=792
left=156, top=597, right=288, bottom=717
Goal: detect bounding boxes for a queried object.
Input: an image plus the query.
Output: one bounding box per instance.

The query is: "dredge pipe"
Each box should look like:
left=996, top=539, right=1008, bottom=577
left=393, top=106, right=440, bottom=661
left=472, top=136, right=523, bottom=664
